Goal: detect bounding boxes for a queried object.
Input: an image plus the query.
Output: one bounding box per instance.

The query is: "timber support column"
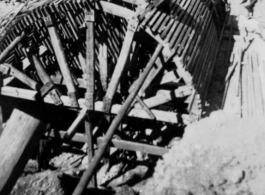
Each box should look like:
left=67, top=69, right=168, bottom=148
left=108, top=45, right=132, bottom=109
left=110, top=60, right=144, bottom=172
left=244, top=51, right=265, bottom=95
left=84, top=7, right=96, bottom=187
left=0, top=104, right=46, bottom=195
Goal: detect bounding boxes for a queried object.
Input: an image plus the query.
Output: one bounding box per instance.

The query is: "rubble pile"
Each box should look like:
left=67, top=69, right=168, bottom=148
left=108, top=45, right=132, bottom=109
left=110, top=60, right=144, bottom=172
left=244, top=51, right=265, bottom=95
left=142, top=111, right=265, bottom=195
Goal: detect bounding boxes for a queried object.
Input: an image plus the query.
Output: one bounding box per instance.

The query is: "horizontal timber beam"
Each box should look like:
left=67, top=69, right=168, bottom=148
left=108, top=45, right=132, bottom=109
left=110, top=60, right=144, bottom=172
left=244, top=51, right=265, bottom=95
left=48, top=130, right=169, bottom=156
left=0, top=86, right=190, bottom=124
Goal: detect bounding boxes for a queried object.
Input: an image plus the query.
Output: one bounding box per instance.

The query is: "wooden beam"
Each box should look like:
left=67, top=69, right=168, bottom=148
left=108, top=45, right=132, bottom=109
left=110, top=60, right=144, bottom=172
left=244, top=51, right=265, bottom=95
left=97, top=137, right=168, bottom=156
left=0, top=32, right=25, bottom=63
left=0, top=104, right=46, bottom=195
left=96, top=1, right=135, bottom=19
left=84, top=8, right=97, bottom=187
left=0, top=63, right=40, bottom=91
left=64, top=108, right=88, bottom=140
left=44, top=16, right=79, bottom=107
left=135, top=86, right=193, bottom=108
left=84, top=9, right=95, bottom=110
left=103, top=16, right=139, bottom=113
left=145, top=27, right=169, bottom=48
left=48, top=130, right=169, bottom=156
left=0, top=86, right=190, bottom=124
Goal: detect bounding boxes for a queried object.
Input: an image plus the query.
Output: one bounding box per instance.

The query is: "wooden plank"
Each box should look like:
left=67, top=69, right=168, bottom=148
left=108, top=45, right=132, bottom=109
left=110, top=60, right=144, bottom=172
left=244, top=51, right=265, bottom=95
left=0, top=86, right=190, bottom=124
left=0, top=104, right=46, bottom=195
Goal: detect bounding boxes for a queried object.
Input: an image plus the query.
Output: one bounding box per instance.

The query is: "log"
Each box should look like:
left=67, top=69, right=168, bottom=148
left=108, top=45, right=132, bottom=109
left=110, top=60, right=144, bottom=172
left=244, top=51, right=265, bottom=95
left=0, top=104, right=46, bottom=195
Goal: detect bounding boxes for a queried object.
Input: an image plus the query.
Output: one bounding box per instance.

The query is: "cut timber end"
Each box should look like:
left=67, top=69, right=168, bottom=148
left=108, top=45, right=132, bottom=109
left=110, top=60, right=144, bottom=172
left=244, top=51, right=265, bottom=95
left=0, top=105, right=46, bottom=195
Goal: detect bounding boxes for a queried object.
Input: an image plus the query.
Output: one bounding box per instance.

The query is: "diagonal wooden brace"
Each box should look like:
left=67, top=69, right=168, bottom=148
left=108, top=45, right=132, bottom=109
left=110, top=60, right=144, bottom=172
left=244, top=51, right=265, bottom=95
left=72, top=44, right=163, bottom=195
left=64, top=107, right=88, bottom=141
left=0, top=63, right=41, bottom=91
left=84, top=6, right=97, bottom=186
left=135, top=95, right=156, bottom=119
left=0, top=32, right=25, bottom=63
left=44, top=16, right=79, bottom=107
left=84, top=9, right=95, bottom=110
left=102, top=16, right=139, bottom=113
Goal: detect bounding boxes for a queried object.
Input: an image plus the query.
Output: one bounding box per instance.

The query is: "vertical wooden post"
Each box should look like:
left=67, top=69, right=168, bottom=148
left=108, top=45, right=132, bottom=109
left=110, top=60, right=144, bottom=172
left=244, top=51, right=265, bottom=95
left=84, top=9, right=95, bottom=110
left=44, top=16, right=79, bottom=107
left=84, top=7, right=96, bottom=187
left=0, top=104, right=46, bottom=195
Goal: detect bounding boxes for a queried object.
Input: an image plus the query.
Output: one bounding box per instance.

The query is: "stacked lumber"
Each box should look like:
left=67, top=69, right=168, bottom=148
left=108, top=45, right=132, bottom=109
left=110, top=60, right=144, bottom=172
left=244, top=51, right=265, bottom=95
left=0, top=0, right=227, bottom=193
left=223, top=16, right=265, bottom=117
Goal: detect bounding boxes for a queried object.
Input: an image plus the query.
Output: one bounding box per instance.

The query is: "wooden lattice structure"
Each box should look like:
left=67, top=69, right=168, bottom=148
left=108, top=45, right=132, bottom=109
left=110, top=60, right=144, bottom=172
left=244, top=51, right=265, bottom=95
left=0, top=0, right=227, bottom=194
